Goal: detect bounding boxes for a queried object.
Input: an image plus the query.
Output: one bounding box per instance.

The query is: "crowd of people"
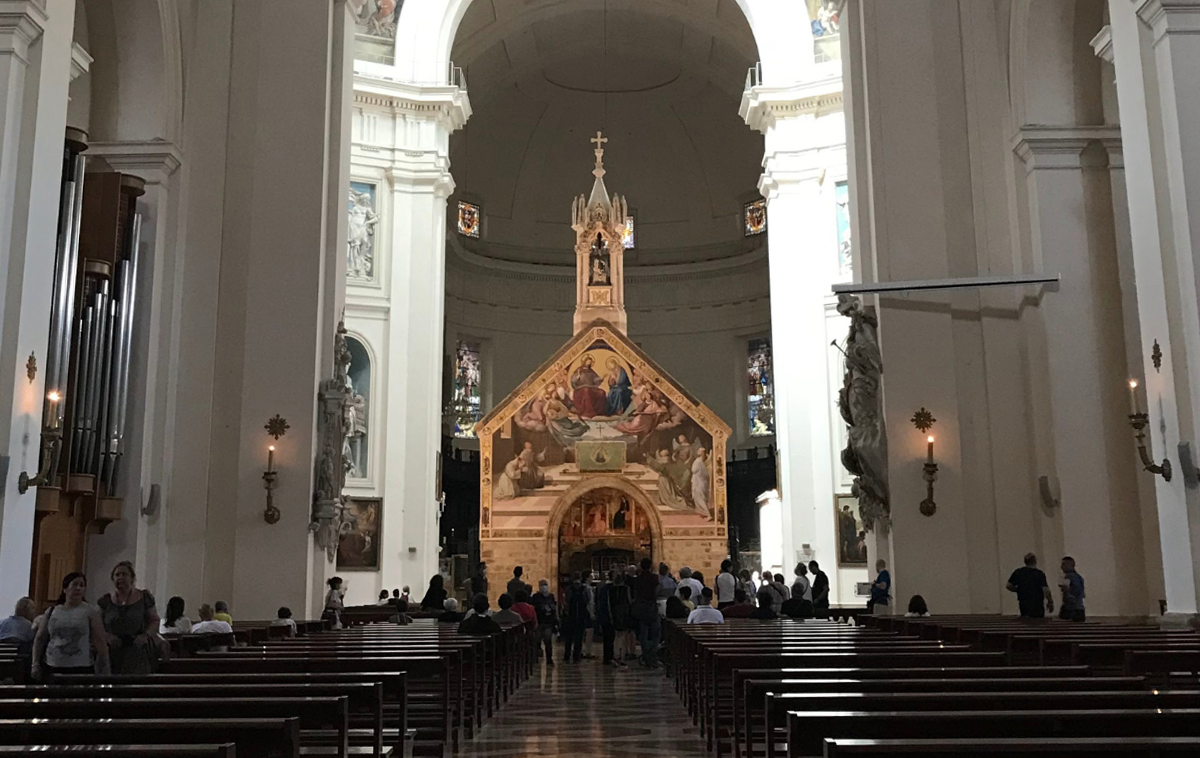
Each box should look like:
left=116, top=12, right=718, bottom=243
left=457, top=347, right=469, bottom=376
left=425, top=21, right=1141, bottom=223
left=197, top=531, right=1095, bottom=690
left=0, top=561, right=251, bottom=681
left=404, top=551, right=1089, bottom=670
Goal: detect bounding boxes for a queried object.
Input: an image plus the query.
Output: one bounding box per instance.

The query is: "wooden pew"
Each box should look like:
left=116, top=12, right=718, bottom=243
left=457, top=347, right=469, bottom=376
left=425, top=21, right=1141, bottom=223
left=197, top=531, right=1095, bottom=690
left=766, top=690, right=1200, bottom=758
left=163, top=651, right=451, bottom=756
left=0, top=747, right=237, bottom=758
left=0, top=696, right=348, bottom=758
left=0, top=717, right=300, bottom=758
left=0, top=682, right=385, bottom=757
left=739, top=675, right=1145, bottom=758
left=785, top=709, right=1200, bottom=758
left=822, top=737, right=1200, bottom=757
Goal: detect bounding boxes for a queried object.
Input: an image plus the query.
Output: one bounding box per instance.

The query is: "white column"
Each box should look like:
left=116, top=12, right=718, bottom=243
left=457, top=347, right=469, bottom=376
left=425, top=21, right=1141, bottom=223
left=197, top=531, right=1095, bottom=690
left=1105, top=0, right=1200, bottom=618
left=0, top=0, right=74, bottom=609
left=375, top=80, right=469, bottom=592
left=1014, top=128, right=1144, bottom=616
left=82, top=141, right=182, bottom=601
left=742, top=81, right=839, bottom=597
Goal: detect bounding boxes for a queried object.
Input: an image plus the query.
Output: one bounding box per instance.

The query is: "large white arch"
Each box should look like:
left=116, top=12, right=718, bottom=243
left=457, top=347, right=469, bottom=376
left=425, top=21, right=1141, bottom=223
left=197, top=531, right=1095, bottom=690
left=393, top=0, right=815, bottom=88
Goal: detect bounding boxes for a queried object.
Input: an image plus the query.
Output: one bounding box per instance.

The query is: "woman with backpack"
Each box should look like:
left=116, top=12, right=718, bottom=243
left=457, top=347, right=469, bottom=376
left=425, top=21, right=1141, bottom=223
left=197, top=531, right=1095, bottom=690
left=32, top=572, right=111, bottom=680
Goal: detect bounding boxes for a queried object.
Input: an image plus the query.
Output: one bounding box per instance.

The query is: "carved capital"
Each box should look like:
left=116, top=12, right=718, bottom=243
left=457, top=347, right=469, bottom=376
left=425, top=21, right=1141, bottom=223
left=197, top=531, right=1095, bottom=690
left=0, top=0, right=47, bottom=64
left=88, top=141, right=183, bottom=187
left=1012, top=126, right=1122, bottom=171
left=1137, top=0, right=1200, bottom=43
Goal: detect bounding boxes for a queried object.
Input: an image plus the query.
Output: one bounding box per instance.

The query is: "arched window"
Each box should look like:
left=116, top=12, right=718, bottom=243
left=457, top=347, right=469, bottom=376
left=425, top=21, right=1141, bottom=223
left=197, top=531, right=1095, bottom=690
left=345, top=336, right=372, bottom=479
left=451, top=340, right=482, bottom=438
left=748, top=337, right=775, bottom=437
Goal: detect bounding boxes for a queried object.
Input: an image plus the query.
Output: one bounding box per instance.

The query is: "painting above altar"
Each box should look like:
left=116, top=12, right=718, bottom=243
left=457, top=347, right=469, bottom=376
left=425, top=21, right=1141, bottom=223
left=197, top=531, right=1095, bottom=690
left=483, top=331, right=723, bottom=529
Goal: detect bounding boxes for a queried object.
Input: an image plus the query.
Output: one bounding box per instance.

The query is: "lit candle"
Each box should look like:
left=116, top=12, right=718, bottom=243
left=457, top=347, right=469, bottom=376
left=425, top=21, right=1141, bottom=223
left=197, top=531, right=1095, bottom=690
left=927, top=436, right=934, bottom=464
left=268, top=445, right=275, bottom=473
left=1128, top=379, right=1139, bottom=415
left=47, top=391, right=61, bottom=429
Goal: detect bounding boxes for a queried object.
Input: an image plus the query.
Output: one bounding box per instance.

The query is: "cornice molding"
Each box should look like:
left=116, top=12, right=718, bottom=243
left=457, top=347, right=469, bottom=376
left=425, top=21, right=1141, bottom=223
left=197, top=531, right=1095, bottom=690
left=446, top=232, right=769, bottom=285
left=70, top=42, right=92, bottom=81
left=0, top=0, right=47, bottom=64
left=1090, top=25, right=1114, bottom=64
left=1137, top=0, right=1200, bottom=43
left=88, top=140, right=183, bottom=185
left=740, top=75, right=844, bottom=134
left=1012, top=126, right=1121, bottom=171
left=353, top=73, right=472, bottom=133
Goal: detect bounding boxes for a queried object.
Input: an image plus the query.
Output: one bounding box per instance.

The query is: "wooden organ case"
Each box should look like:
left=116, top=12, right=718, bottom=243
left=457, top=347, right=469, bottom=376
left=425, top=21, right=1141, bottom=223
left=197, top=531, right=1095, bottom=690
left=30, top=127, right=145, bottom=609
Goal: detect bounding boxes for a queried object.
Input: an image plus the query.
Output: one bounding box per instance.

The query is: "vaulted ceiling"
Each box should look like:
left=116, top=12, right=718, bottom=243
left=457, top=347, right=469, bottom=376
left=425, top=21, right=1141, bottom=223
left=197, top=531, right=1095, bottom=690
left=449, top=0, right=765, bottom=263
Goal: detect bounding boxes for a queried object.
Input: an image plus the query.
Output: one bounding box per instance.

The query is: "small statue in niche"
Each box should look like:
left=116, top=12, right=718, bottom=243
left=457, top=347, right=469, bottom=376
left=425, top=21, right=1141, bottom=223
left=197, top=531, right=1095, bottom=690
left=589, top=233, right=610, bottom=285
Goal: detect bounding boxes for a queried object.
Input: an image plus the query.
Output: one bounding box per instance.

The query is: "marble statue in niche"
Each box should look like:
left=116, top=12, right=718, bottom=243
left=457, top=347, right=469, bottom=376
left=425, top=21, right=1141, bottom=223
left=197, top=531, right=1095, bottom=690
left=837, top=295, right=889, bottom=527
left=347, top=182, right=378, bottom=281
left=344, top=336, right=371, bottom=479
left=588, top=233, right=610, bottom=285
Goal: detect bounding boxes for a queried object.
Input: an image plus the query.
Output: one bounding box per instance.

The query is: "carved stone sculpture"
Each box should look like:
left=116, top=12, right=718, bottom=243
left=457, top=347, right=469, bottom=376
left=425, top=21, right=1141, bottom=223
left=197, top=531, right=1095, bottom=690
left=836, top=295, right=889, bottom=528
left=311, top=320, right=356, bottom=562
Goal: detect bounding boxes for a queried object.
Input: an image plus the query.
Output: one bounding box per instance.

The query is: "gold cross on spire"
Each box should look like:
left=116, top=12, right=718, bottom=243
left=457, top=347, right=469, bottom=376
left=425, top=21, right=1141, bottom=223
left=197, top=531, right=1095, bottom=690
left=591, top=130, right=608, bottom=178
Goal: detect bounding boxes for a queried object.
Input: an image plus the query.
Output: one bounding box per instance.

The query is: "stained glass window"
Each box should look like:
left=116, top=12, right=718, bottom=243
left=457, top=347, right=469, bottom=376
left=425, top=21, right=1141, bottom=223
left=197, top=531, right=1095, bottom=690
left=457, top=201, right=481, bottom=238
left=451, top=340, right=482, bottom=438
left=744, top=198, right=767, bottom=237
left=622, top=214, right=636, bottom=250
left=748, top=337, right=775, bottom=437
left=835, top=181, right=852, bottom=278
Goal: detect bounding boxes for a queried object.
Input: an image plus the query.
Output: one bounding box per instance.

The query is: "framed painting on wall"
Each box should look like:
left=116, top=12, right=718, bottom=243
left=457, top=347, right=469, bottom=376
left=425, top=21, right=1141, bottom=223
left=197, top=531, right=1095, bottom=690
left=834, top=493, right=868, bottom=567
left=338, top=497, right=382, bottom=571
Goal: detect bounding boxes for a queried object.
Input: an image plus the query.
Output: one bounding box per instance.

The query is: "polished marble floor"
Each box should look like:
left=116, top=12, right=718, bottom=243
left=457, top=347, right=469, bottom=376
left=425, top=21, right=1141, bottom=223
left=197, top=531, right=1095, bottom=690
left=455, top=657, right=707, bottom=757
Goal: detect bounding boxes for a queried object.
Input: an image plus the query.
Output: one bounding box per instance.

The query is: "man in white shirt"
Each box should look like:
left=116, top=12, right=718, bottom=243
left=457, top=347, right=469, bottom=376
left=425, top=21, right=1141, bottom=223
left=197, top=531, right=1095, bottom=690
left=676, top=567, right=703, bottom=602
left=190, top=603, right=233, bottom=634
left=715, top=560, right=738, bottom=609
left=687, top=587, right=725, bottom=625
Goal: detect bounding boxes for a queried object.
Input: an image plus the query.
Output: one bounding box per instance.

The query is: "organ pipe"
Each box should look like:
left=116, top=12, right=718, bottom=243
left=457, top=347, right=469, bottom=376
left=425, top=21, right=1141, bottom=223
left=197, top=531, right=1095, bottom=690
left=44, top=153, right=144, bottom=498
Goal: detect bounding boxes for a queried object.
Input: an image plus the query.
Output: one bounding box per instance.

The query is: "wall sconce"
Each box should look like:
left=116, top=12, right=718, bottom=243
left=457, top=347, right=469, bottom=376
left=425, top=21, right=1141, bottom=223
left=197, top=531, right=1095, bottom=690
left=263, top=444, right=280, bottom=524
left=18, top=391, right=63, bottom=494
left=261, top=414, right=287, bottom=525
left=920, top=435, right=938, bottom=517
left=1128, top=379, right=1172, bottom=481
left=911, top=407, right=937, bottom=516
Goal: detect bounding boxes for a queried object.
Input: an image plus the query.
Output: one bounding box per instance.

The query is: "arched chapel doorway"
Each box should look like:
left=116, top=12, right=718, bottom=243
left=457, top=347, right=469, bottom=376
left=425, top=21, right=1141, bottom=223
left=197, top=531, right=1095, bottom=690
left=546, top=477, right=663, bottom=594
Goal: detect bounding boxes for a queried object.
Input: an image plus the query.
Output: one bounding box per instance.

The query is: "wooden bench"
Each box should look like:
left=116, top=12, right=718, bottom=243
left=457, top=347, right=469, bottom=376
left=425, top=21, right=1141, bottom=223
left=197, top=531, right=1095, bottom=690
left=0, top=696, right=348, bottom=758
left=0, top=746, right=237, bottom=758
left=786, top=708, right=1200, bottom=758
left=0, top=717, right=300, bottom=758
left=822, top=737, right=1200, bottom=757
left=739, top=675, right=1146, bottom=758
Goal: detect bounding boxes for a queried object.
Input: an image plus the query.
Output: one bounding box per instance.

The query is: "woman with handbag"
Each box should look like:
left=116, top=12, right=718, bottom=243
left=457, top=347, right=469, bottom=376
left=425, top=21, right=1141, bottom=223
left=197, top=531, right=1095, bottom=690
left=98, top=561, right=161, bottom=674
left=32, top=572, right=111, bottom=680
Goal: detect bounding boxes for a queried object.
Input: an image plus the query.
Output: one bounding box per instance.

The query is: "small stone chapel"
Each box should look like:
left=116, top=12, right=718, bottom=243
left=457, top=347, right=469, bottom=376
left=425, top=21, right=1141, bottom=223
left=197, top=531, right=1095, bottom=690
left=476, top=135, right=731, bottom=597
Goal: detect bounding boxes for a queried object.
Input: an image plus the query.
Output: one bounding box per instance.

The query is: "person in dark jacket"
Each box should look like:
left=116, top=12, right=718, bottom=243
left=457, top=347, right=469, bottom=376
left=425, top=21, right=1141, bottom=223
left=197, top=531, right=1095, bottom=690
left=529, top=578, right=559, bottom=666
left=419, top=574, right=448, bottom=611
left=750, top=589, right=779, bottom=620
left=562, top=573, right=590, bottom=662
left=469, top=563, right=489, bottom=599
left=665, top=594, right=690, bottom=620
left=457, top=594, right=502, bottom=635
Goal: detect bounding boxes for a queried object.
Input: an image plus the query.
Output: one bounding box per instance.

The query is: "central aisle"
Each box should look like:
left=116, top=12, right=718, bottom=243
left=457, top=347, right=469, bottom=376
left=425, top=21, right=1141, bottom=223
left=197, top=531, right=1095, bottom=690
left=455, top=659, right=708, bottom=757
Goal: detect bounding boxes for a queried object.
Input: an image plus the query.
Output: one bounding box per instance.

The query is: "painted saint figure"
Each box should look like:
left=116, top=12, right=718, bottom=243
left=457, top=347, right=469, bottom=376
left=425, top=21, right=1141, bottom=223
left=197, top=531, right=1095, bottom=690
left=517, top=441, right=547, bottom=490
left=605, top=358, right=632, bottom=416
left=646, top=449, right=692, bottom=512
left=571, top=355, right=608, bottom=418
left=494, top=455, right=523, bottom=500
left=690, top=448, right=711, bottom=518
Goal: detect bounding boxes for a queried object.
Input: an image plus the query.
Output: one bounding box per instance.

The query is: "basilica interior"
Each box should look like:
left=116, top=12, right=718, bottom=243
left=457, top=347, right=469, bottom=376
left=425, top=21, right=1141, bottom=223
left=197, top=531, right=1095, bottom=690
left=3, top=0, right=1200, bottom=752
